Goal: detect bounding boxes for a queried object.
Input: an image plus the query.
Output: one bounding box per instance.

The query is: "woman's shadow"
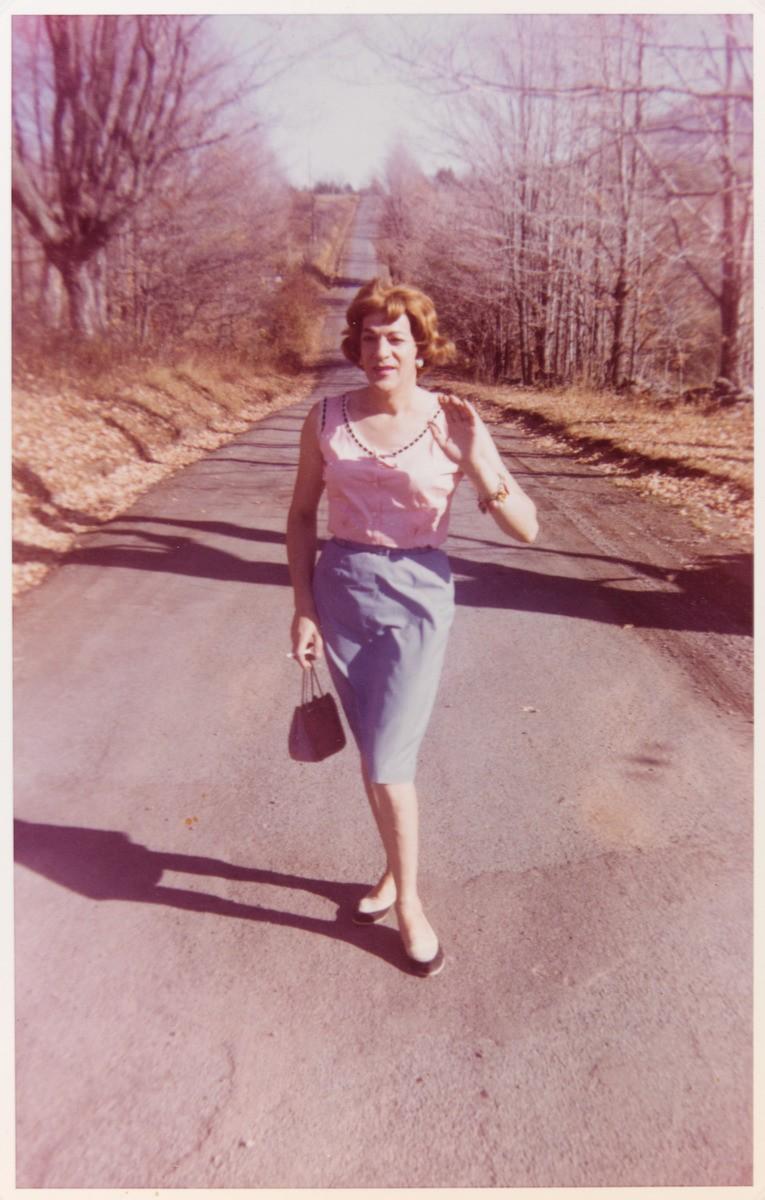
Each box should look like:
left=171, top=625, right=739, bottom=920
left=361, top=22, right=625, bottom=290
left=14, top=818, right=411, bottom=972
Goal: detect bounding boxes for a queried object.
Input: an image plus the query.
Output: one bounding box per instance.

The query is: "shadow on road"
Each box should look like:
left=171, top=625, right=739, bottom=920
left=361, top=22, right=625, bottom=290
left=14, top=818, right=413, bottom=973
left=43, top=515, right=752, bottom=636
left=57, top=527, right=292, bottom=586
left=448, top=547, right=753, bottom=635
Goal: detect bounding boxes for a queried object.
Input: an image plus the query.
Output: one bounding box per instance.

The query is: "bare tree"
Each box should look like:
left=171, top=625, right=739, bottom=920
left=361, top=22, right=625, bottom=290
left=634, top=14, right=752, bottom=387
left=12, top=15, right=267, bottom=336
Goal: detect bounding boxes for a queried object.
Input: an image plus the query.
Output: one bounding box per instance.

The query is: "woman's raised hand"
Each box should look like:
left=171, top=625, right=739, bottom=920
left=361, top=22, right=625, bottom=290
left=428, top=394, right=493, bottom=472
left=291, top=611, right=324, bottom=670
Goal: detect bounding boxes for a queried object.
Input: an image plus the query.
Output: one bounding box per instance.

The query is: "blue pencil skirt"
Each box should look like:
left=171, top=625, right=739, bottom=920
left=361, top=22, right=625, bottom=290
left=312, top=537, right=455, bottom=784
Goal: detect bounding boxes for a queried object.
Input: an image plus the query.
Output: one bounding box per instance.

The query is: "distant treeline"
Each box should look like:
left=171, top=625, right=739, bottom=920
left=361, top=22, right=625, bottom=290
left=312, top=181, right=356, bottom=195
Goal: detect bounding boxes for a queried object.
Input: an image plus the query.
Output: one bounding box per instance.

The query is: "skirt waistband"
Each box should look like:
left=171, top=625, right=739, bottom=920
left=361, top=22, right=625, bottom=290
left=329, top=536, right=439, bottom=556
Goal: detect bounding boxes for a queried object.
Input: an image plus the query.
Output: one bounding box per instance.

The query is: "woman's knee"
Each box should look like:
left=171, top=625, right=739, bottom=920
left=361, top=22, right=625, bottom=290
left=372, top=780, right=417, bottom=807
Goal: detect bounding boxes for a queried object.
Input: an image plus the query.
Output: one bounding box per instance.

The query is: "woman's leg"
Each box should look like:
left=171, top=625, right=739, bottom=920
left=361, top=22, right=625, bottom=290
left=371, top=780, right=439, bottom=962
left=356, top=761, right=396, bottom=912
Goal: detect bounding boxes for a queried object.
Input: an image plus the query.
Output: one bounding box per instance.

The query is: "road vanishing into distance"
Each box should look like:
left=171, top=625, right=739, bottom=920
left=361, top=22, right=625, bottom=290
left=13, top=195, right=753, bottom=1188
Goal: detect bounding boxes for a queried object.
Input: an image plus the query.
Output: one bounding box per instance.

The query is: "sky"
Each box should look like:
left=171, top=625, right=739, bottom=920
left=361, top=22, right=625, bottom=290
left=211, top=14, right=470, bottom=189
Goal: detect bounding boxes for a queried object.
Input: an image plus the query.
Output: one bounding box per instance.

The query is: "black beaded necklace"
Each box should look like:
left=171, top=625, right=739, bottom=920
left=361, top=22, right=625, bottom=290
left=342, top=394, right=440, bottom=466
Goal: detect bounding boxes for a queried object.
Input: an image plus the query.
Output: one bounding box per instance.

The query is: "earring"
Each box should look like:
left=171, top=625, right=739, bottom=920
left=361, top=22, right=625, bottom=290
left=415, top=357, right=424, bottom=368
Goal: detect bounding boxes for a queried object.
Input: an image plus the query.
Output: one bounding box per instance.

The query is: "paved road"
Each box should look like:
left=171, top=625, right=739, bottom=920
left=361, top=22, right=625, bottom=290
left=13, top=196, right=753, bottom=1188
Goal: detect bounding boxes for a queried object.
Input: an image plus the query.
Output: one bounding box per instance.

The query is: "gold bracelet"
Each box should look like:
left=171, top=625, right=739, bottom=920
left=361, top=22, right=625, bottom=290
left=478, top=478, right=510, bottom=513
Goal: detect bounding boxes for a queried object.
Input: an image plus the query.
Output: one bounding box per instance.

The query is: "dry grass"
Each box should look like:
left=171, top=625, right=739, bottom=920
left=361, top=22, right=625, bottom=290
left=429, top=374, right=753, bottom=548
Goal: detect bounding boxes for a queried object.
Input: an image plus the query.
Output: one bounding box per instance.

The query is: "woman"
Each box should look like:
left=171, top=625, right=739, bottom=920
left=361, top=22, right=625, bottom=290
left=287, top=278, right=538, bottom=977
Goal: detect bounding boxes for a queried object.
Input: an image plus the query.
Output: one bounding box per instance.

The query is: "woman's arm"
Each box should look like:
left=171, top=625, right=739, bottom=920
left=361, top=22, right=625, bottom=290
left=430, top=396, right=539, bottom=544
left=463, top=419, right=539, bottom=543
left=286, top=402, right=326, bottom=668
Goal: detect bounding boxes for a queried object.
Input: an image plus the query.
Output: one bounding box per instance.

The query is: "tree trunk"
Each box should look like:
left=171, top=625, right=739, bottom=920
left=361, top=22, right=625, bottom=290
left=13, top=212, right=28, bottom=310
left=533, top=271, right=550, bottom=380
left=718, top=24, right=741, bottom=386
left=38, top=260, right=65, bottom=327
left=516, top=296, right=532, bottom=385
left=606, top=267, right=627, bottom=388
left=56, top=256, right=101, bottom=337
left=719, top=268, right=740, bottom=384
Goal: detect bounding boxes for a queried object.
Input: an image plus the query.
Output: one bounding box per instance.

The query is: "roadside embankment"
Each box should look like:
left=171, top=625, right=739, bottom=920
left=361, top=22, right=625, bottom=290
left=12, top=360, right=316, bottom=597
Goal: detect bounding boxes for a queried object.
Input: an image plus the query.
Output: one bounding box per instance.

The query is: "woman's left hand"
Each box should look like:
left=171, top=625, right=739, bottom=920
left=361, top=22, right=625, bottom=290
left=428, top=394, right=493, bottom=474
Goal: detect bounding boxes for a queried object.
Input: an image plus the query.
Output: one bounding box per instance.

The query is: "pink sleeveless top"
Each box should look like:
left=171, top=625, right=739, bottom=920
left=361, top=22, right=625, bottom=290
left=320, top=393, right=463, bottom=549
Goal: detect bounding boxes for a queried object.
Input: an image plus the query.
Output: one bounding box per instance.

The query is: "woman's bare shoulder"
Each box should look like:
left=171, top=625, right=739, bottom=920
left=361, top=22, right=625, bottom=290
left=309, top=390, right=354, bottom=415
left=299, top=401, right=325, bottom=446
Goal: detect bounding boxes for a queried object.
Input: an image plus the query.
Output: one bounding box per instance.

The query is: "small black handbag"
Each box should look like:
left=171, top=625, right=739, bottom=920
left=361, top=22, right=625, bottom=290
left=288, top=665, right=346, bottom=762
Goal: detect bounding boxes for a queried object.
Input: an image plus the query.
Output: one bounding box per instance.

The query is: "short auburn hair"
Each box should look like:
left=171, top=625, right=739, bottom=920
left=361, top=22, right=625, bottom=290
left=341, top=278, right=456, bottom=371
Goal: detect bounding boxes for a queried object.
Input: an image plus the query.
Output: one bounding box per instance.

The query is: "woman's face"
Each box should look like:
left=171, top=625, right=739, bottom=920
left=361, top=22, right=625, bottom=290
left=359, top=311, right=419, bottom=390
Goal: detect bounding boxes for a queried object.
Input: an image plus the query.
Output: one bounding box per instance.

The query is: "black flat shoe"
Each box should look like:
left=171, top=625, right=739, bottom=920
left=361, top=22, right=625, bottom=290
left=351, top=901, right=394, bottom=926
left=406, top=942, right=445, bottom=978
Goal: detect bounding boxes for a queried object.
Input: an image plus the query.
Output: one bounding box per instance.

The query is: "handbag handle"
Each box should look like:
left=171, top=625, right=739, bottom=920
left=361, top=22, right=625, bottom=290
left=301, top=663, right=325, bottom=705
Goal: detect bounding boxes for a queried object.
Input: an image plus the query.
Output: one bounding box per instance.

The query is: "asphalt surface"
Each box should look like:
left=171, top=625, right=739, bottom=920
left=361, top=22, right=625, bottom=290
left=13, top=196, right=754, bottom=1188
